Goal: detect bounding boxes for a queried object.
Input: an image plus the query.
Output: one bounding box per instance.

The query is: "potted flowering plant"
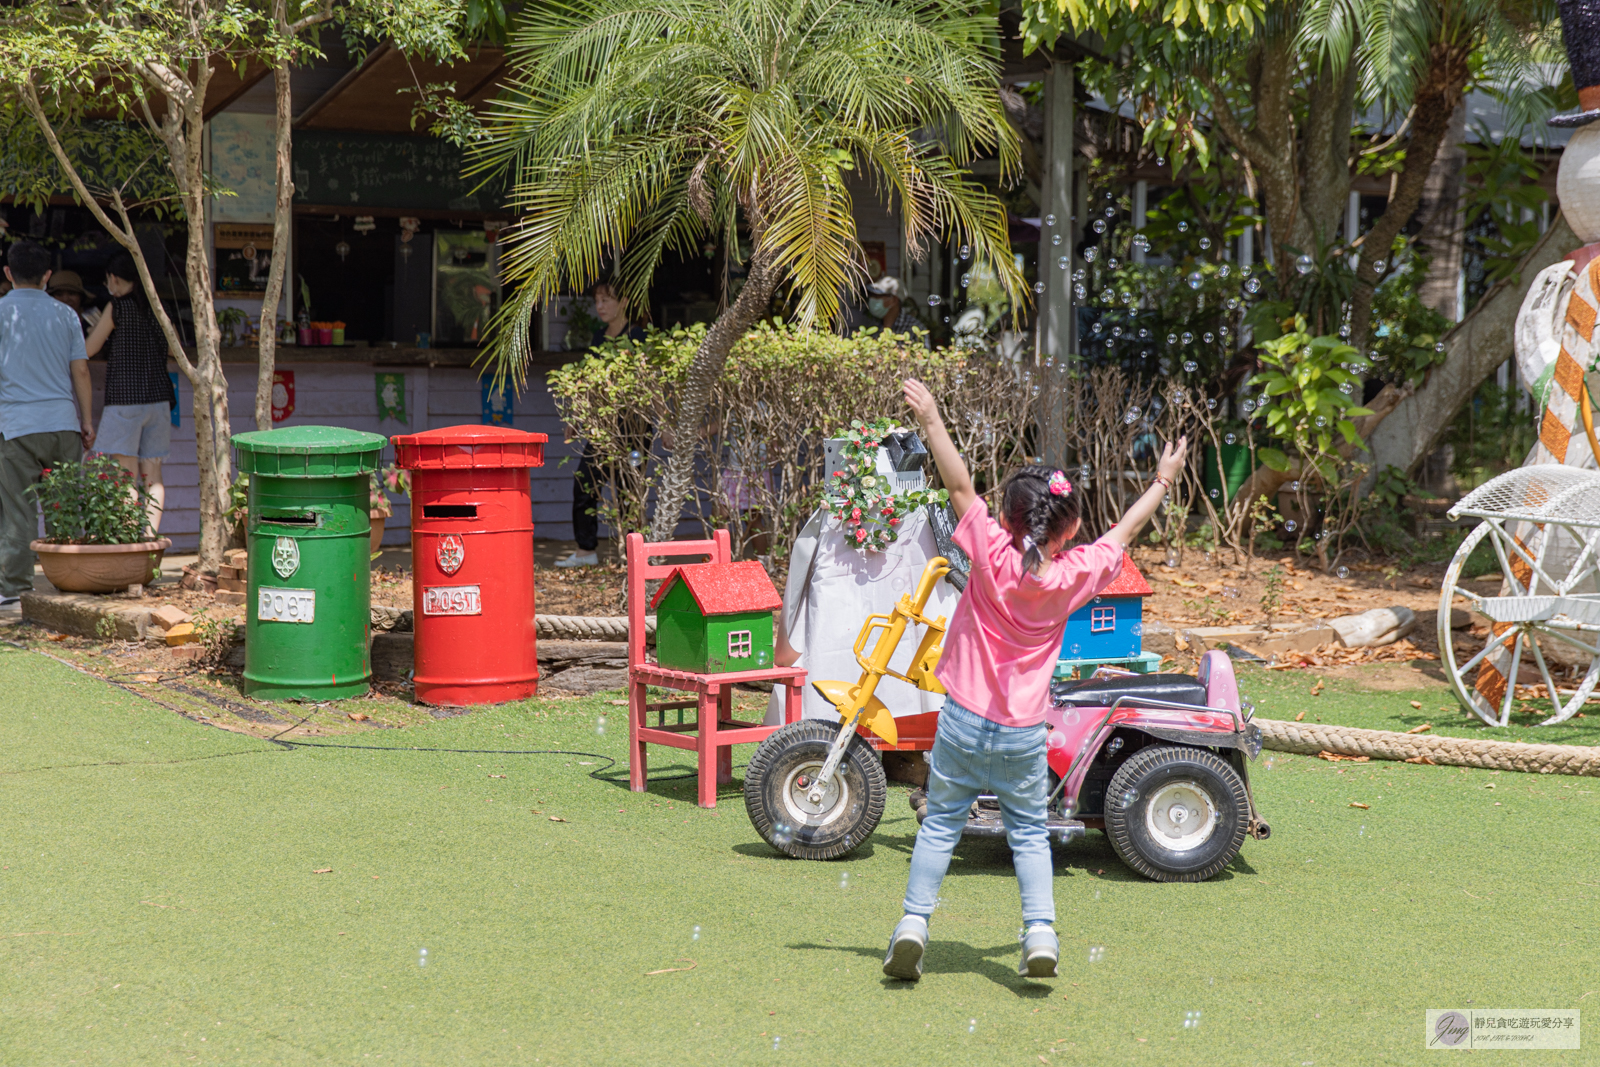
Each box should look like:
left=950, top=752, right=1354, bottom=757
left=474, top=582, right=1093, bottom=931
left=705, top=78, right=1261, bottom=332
left=826, top=418, right=947, bottom=551
left=371, top=464, right=411, bottom=554
left=27, top=455, right=171, bottom=593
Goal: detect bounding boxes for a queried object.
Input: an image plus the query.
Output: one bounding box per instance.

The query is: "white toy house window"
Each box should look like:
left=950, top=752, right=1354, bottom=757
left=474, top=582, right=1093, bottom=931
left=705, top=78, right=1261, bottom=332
left=1090, top=606, right=1116, bottom=633
left=728, top=630, right=753, bottom=658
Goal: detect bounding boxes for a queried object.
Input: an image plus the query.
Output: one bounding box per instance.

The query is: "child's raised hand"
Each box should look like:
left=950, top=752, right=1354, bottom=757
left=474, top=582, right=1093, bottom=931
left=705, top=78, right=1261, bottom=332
left=1157, top=435, right=1188, bottom=483
left=902, top=378, right=940, bottom=428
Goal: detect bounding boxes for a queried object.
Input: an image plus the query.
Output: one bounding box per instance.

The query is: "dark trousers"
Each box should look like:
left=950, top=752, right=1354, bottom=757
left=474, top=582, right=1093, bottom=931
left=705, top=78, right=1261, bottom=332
left=0, top=430, right=83, bottom=596
left=572, top=448, right=601, bottom=552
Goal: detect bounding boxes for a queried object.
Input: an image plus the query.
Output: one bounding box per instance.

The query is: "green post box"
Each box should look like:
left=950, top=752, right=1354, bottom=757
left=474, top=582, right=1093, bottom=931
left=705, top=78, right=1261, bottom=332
left=232, top=426, right=388, bottom=700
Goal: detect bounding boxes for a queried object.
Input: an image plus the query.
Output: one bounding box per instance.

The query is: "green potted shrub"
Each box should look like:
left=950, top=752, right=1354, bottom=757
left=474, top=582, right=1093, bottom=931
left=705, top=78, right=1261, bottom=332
left=27, top=455, right=171, bottom=593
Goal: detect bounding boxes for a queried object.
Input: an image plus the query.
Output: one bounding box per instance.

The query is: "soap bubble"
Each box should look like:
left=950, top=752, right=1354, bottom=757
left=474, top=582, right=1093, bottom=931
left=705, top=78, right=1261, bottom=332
left=1337, top=566, right=1350, bottom=579
left=1242, top=399, right=1255, bottom=413
left=1209, top=488, right=1220, bottom=499
left=1111, top=325, right=1124, bottom=338
left=1057, top=256, right=1070, bottom=271
left=1072, top=268, right=1086, bottom=282
left=1223, top=586, right=1239, bottom=598
left=1133, top=234, right=1150, bottom=253
left=1244, top=277, right=1262, bottom=295
left=1224, top=433, right=1236, bottom=445
left=1227, top=297, right=1240, bottom=310
left=1285, top=519, right=1297, bottom=532
left=1181, top=331, right=1194, bottom=345
left=1132, top=622, right=1143, bottom=636
left=1105, top=204, right=1116, bottom=217
left=968, top=1019, right=977, bottom=1034
left=628, top=449, right=644, bottom=468
left=1100, top=289, right=1115, bottom=303
left=1198, top=237, right=1212, bottom=251
left=1167, top=333, right=1179, bottom=346
left=1373, top=259, right=1385, bottom=274
left=1288, top=480, right=1300, bottom=491
left=959, top=244, right=970, bottom=260
left=1434, top=341, right=1446, bottom=353
left=1206, top=398, right=1217, bottom=409
left=1120, top=290, right=1134, bottom=305
left=1184, top=1011, right=1203, bottom=1029
left=1203, top=332, right=1214, bottom=344
left=1138, top=327, right=1151, bottom=340
left=1074, top=285, right=1087, bottom=300
left=1218, top=264, right=1231, bottom=279
left=960, top=273, right=970, bottom=288
left=596, top=715, right=607, bottom=736
left=1315, top=416, right=1328, bottom=427
left=1338, top=323, right=1351, bottom=338
left=1156, top=156, right=1166, bottom=167
left=1295, top=254, right=1315, bottom=275
left=1092, top=321, right=1104, bottom=335
left=1177, top=221, right=1189, bottom=232
left=840, top=871, right=850, bottom=889
left=1187, top=271, right=1203, bottom=290
left=1033, top=281, right=1045, bottom=295
left=692, top=925, right=701, bottom=941
left=1084, top=247, right=1097, bottom=262
left=928, top=294, right=942, bottom=307
left=1051, top=233, right=1063, bottom=246
left=1183, top=360, right=1198, bottom=373
left=773, top=1036, right=781, bottom=1050
left=1045, top=213, right=1057, bottom=227
left=419, top=948, right=428, bottom=967
left=1088, top=946, right=1105, bottom=963
left=1219, top=324, right=1230, bottom=336
left=1108, top=257, right=1120, bottom=270
left=1124, top=411, right=1138, bottom=425
left=1092, top=219, right=1107, bottom=234
left=1069, top=643, right=1081, bottom=656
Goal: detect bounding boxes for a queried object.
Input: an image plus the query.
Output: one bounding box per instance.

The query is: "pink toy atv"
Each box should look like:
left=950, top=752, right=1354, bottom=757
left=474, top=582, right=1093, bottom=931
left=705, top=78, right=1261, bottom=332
left=909, top=650, right=1271, bottom=881
left=749, top=649, right=1270, bottom=882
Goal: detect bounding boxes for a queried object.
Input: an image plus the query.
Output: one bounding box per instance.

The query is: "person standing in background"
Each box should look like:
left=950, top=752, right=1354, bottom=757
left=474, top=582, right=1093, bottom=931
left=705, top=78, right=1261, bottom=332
left=556, top=281, right=647, bottom=569
left=85, top=253, right=174, bottom=534
left=0, top=241, right=95, bottom=610
left=47, top=270, right=101, bottom=335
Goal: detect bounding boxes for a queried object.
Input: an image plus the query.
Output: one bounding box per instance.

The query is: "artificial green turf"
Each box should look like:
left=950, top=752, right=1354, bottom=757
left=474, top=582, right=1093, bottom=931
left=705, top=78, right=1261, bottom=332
left=4, top=647, right=1599, bottom=1065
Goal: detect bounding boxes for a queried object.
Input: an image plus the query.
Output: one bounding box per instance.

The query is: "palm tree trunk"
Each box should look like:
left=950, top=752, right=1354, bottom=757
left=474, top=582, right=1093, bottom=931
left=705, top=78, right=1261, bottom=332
left=646, top=252, right=779, bottom=543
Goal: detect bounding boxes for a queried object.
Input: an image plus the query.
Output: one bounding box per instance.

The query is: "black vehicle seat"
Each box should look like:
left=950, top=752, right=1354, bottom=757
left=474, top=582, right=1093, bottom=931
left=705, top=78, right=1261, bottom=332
left=1050, top=672, right=1208, bottom=708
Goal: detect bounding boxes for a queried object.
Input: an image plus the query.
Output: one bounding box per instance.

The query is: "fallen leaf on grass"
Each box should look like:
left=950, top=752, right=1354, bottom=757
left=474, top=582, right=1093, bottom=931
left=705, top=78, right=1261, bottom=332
left=132, top=673, right=159, bottom=684
left=548, top=816, right=566, bottom=822
left=1310, top=680, right=1324, bottom=697
left=347, top=712, right=368, bottom=722
left=1318, top=751, right=1369, bottom=762
left=488, top=774, right=507, bottom=779
left=1404, top=755, right=1438, bottom=765
left=1040, top=1057, right=1050, bottom=1064
left=312, top=868, right=333, bottom=874
left=645, top=959, right=697, bottom=976
left=1349, top=802, right=1370, bottom=809
left=1409, top=701, right=1423, bottom=710
left=46, top=634, right=68, bottom=642
left=1294, top=711, right=1306, bottom=722
left=1406, top=723, right=1432, bottom=734
left=608, top=699, right=629, bottom=706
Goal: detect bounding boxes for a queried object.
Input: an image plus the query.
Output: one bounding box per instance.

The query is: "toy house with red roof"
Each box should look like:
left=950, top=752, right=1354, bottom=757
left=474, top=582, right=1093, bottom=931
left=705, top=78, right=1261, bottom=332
left=650, top=561, right=783, bottom=674
left=1059, top=553, right=1153, bottom=661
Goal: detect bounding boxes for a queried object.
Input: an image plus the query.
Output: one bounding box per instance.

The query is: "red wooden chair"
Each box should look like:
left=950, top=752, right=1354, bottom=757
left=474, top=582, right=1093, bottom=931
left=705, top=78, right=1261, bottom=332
left=626, top=530, right=805, bottom=807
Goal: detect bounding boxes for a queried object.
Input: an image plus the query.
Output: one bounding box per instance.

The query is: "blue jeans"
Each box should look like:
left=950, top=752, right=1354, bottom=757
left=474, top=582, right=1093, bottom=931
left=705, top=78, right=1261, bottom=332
left=902, top=699, right=1055, bottom=925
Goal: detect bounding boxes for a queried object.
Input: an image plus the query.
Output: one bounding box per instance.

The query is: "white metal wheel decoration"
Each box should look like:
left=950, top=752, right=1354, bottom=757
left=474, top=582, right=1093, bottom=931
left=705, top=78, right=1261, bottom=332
left=1440, top=465, right=1600, bottom=726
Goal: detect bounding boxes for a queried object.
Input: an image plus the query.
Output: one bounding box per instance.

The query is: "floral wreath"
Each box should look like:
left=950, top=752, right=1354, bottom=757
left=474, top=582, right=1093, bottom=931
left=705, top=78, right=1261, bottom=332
left=826, top=417, right=948, bottom=553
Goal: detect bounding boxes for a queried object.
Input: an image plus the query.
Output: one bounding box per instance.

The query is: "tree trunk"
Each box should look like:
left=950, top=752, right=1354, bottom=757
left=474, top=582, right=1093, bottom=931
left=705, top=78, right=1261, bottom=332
left=1348, top=44, right=1472, bottom=350
left=257, top=55, right=293, bottom=431
left=1364, top=214, right=1580, bottom=478
left=1414, top=101, right=1468, bottom=319
left=646, top=252, right=779, bottom=543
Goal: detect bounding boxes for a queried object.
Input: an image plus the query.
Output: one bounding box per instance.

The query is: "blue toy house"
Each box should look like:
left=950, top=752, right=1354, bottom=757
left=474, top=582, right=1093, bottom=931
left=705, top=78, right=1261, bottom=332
left=1060, top=553, right=1153, bottom=661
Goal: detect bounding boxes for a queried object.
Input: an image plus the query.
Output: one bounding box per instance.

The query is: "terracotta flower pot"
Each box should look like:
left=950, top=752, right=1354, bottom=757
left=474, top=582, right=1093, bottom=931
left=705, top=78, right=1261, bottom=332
left=369, top=510, right=387, bottom=554
left=30, top=539, right=172, bottom=594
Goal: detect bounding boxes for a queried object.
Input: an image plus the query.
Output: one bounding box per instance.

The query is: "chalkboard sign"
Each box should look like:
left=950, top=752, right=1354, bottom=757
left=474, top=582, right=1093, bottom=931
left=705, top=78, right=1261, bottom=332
left=292, top=131, right=508, bottom=213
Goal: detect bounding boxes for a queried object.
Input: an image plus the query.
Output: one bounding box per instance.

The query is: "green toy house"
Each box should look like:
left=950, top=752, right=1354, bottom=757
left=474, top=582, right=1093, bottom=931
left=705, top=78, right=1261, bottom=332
left=650, top=561, right=783, bottom=674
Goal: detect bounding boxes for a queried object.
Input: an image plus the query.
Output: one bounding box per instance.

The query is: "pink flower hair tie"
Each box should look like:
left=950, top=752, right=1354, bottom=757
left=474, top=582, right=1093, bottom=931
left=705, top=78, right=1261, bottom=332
left=1048, top=470, right=1072, bottom=496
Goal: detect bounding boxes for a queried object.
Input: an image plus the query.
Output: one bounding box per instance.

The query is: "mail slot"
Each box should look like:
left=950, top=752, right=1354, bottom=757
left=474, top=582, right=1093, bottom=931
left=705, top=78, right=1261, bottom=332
left=393, top=424, right=547, bottom=705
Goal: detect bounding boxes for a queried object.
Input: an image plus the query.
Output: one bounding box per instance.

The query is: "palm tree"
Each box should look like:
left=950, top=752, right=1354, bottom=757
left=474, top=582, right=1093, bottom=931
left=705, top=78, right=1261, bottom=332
left=474, top=0, right=1024, bottom=541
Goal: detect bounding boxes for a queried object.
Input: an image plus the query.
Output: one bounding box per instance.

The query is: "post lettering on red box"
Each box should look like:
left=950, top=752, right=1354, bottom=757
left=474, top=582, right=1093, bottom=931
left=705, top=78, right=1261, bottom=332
left=422, top=585, right=482, bottom=616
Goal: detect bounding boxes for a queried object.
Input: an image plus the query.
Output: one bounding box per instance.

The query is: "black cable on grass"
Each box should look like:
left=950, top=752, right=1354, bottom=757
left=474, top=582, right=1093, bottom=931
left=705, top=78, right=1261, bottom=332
left=10, top=638, right=727, bottom=784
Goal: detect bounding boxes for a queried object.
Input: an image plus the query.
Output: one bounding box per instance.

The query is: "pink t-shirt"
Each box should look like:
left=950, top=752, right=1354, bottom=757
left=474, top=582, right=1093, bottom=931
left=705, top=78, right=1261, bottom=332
left=934, top=497, right=1125, bottom=727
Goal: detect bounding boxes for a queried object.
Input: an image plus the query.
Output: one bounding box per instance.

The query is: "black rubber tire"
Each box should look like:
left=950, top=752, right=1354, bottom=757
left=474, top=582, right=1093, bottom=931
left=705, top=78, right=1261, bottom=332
left=1103, top=745, right=1249, bottom=882
left=743, top=719, right=886, bottom=860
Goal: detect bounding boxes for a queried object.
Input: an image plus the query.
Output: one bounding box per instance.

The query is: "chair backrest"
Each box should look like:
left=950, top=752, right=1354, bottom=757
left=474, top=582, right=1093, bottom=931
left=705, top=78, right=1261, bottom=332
left=625, top=529, right=732, bottom=666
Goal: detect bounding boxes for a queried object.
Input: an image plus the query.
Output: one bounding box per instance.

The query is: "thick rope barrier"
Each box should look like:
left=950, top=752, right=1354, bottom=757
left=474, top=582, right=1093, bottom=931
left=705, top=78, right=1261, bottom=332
left=535, top=615, right=652, bottom=640
left=1256, top=717, right=1600, bottom=776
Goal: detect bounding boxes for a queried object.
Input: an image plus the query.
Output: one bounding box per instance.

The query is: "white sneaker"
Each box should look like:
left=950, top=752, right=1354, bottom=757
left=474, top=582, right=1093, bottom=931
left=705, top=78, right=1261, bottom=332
left=1018, top=924, right=1059, bottom=978
left=882, top=914, right=928, bottom=981
left=554, top=551, right=599, bottom=569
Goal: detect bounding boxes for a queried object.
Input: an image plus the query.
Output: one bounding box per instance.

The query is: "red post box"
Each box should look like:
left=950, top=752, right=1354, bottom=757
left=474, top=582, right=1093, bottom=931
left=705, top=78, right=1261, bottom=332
left=392, top=425, right=547, bottom=705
